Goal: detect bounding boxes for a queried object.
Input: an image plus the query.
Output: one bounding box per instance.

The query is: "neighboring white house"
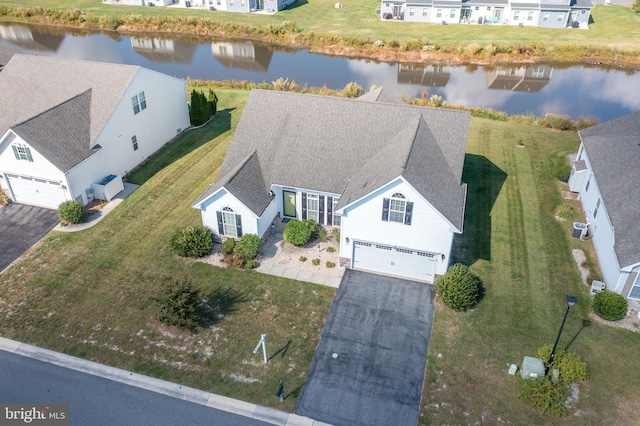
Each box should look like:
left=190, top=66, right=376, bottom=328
left=568, top=111, right=640, bottom=300
left=381, top=0, right=592, bottom=28
left=0, top=54, right=190, bottom=209
left=193, top=89, right=470, bottom=283
left=110, top=0, right=296, bottom=13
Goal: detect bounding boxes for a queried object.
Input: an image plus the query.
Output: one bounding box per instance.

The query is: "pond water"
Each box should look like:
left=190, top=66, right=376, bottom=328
left=1, top=22, right=638, bottom=122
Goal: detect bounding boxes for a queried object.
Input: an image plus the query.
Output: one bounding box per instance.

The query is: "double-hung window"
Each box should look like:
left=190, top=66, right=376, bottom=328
left=131, top=91, right=147, bottom=115
left=307, top=194, right=319, bottom=222
left=332, top=198, right=341, bottom=227
left=222, top=207, right=238, bottom=237
left=11, top=145, right=33, bottom=162
left=593, top=198, right=601, bottom=218
left=389, top=193, right=406, bottom=223
left=131, top=135, right=138, bottom=151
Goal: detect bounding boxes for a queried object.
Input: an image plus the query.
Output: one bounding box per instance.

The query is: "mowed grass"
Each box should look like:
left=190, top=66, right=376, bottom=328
left=1, top=0, right=640, bottom=52
left=0, top=88, right=336, bottom=412
left=421, top=119, right=640, bottom=424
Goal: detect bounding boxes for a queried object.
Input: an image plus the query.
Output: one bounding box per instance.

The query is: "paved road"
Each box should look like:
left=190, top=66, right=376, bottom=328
left=296, top=270, right=435, bottom=426
left=0, top=350, right=269, bottom=426
left=0, top=203, right=59, bottom=271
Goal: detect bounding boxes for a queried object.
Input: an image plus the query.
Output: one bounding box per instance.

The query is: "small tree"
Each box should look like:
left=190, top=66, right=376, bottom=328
left=207, top=88, right=218, bottom=115
left=156, top=280, right=202, bottom=331
left=170, top=225, right=213, bottom=258
left=189, top=89, right=212, bottom=126
left=283, top=219, right=318, bottom=246
left=234, top=234, right=261, bottom=261
left=592, top=290, right=627, bottom=321
left=58, top=200, right=85, bottom=224
left=434, top=263, right=481, bottom=311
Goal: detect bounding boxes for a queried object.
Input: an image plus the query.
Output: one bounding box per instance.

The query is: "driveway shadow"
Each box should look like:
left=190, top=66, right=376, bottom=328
left=451, top=154, right=507, bottom=265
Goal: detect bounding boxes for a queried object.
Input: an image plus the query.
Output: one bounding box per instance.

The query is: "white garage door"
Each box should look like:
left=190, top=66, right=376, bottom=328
left=352, top=241, right=438, bottom=283
left=6, top=174, right=67, bottom=209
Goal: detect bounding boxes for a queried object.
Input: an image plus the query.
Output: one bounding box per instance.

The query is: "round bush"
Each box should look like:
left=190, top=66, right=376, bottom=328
left=592, top=290, right=627, bottom=321
left=283, top=219, right=318, bottom=246
left=170, top=225, right=213, bottom=258
left=156, top=280, right=202, bottom=331
left=220, top=238, right=236, bottom=255
left=434, top=263, right=481, bottom=311
left=58, top=200, right=85, bottom=224
left=234, top=234, right=262, bottom=261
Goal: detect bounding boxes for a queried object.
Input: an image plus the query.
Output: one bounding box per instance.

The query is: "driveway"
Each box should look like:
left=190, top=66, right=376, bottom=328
left=0, top=203, right=59, bottom=272
left=296, top=270, right=435, bottom=426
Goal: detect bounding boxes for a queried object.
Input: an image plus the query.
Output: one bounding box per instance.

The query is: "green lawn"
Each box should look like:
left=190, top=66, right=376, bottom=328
left=421, top=119, right=640, bottom=424
left=0, top=88, right=336, bottom=412
left=1, top=0, right=640, bottom=54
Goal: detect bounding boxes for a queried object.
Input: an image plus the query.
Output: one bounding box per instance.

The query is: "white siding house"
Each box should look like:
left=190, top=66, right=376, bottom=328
left=193, top=89, right=470, bottom=283
left=568, top=111, right=640, bottom=299
left=0, top=55, right=190, bottom=209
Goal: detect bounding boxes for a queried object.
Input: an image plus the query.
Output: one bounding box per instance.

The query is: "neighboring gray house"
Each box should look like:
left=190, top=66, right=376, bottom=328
left=193, top=89, right=471, bottom=283
left=381, top=0, right=591, bottom=27
left=568, top=111, right=640, bottom=300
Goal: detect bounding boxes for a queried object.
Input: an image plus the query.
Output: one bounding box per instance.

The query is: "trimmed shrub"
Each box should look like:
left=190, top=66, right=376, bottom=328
left=189, top=89, right=213, bottom=126
left=331, top=227, right=340, bottom=241
left=283, top=219, right=318, bottom=246
left=58, top=200, right=85, bottom=224
left=434, top=263, right=481, bottom=311
left=244, top=259, right=258, bottom=269
left=170, top=225, right=213, bottom=258
left=207, top=88, right=218, bottom=116
left=536, top=345, right=588, bottom=382
left=326, top=261, right=336, bottom=268
left=299, top=256, right=307, bottom=262
left=221, top=238, right=236, bottom=255
left=156, top=280, right=202, bottom=331
left=592, top=290, right=627, bottom=321
left=312, top=258, right=320, bottom=266
left=319, top=229, right=327, bottom=242
left=326, top=246, right=336, bottom=253
left=234, top=234, right=261, bottom=261
left=633, top=0, right=640, bottom=13
left=520, top=377, right=569, bottom=417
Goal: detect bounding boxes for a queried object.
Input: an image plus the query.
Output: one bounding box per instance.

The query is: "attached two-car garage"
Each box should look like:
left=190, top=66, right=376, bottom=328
left=352, top=240, right=438, bottom=283
left=5, top=173, right=66, bottom=209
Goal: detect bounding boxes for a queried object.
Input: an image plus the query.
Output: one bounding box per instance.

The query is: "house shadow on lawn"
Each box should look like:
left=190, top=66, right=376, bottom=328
left=128, top=108, right=234, bottom=185
left=200, top=286, right=247, bottom=327
left=451, top=153, right=507, bottom=265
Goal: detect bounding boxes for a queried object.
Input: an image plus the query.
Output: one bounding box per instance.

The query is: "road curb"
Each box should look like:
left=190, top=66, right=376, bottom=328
left=0, top=336, right=329, bottom=425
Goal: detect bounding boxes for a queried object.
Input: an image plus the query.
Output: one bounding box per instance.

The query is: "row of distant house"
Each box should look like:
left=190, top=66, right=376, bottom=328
left=0, top=45, right=637, bottom=300
left=112, top=0, right=592, bottom=28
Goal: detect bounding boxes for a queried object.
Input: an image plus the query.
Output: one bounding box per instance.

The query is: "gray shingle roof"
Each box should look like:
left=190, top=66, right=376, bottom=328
left=12, top=90, right=100, bottom=173
left=355, top=87, right=406, bottom=105
left=579, top=111, right=640, bottom=268
left=0, top=54, right=139, bottom=166
left=194, top=90, right=470, bottom=231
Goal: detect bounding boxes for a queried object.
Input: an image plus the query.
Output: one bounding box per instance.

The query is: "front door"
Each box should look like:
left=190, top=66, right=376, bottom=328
left=283, top=190, right=296, bottom=217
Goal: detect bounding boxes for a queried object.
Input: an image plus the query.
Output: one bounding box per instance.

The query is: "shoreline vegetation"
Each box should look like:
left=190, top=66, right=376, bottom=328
left=1, top=3, right=640, bottom=69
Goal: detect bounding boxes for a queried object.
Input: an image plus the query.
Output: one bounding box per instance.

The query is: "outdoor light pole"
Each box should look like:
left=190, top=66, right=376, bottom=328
left=548, top=295, right=578, bottom=366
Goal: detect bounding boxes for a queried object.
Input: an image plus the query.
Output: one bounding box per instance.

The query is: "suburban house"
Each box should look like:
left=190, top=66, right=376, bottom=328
left=568, top=111, right=640, bottom=300
left=193, top=89, right=470, bottom=283
left=381, top=0, right=592, bottom=28
left=0, top=54, right=190, bottom=209
left=112, top=0, right=295, bottom=13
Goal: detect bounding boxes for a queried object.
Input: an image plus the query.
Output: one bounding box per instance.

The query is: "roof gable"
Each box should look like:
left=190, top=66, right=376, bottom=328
left=197, top=90, right=470, bottom=227
left=11, top=90, right=99, bottom=173
left=579, top=111, right=640, bottom=267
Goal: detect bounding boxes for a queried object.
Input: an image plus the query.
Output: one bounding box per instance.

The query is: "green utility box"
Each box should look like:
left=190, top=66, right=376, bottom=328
left=521, top=356, right=545, bottom=380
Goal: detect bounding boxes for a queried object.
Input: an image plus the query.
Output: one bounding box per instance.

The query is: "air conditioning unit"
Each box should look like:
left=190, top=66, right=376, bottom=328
left=572, top=222, right=588, bottom=239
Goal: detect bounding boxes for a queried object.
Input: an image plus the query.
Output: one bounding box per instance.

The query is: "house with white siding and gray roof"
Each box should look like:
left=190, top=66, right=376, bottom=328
left=568, top=111, right=640, bottom=300
left=0, top=54, right=190, bottom=209
left=193, top=89, right=470, bottom=283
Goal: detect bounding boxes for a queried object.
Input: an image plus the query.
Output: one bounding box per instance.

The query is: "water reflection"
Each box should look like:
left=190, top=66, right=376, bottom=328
left=0, top=22, right=638, bottom=121
left=211, top=41, right=273, bottom=71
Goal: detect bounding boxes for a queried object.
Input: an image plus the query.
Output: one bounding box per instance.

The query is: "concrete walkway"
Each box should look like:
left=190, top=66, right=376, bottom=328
left=255, top=230, right=342, bottom=289
left=54, top=183, right=139, bottom=232
left=0, top=336, right=330, bottom=426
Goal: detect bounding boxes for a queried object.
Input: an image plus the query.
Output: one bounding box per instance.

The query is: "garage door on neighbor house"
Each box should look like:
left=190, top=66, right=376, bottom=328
left=352, top=240, right=438, bottom=282
left=6, top=174, right=66, bottom=209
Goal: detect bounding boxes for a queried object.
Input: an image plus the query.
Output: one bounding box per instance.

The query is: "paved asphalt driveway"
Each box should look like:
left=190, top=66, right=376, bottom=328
left=296, top=269, right=435, bottom=426
left=0, top=203, right=59, bottom=272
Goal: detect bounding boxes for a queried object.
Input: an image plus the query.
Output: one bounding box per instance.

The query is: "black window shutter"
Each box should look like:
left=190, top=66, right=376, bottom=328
left=236, top=214, right=242, bottom=237
left=326, top=196, right=333, bottom=226
left=404, top=202, right=414, bottom=225
left=11, top=145, right=20, bottom=160
left=25, top=147, right=33, bottom=162
left=382, top=198, right=390, bottom=221
left=319, top=195, right=325, bottom=225
left=216, top=211, right=224, bottom=235
left=301, top=192, right=307, bottom=220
